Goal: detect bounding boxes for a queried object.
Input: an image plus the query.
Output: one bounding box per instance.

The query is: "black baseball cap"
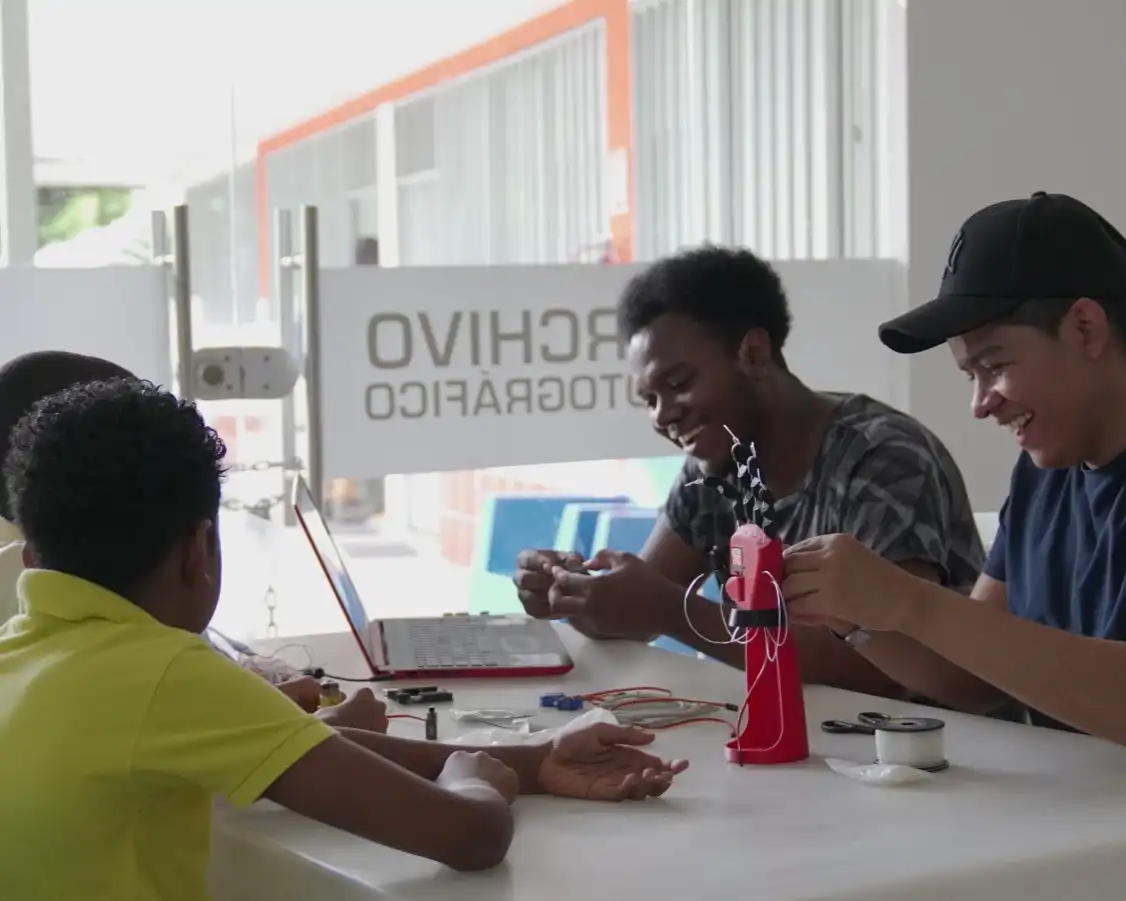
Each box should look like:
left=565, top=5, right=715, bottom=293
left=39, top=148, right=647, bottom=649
left=878, top=192, right=1126, bottom=354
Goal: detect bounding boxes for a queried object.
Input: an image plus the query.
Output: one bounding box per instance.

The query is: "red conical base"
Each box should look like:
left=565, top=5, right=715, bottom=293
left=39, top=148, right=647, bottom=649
left=723, top=525, right=809, bottom=766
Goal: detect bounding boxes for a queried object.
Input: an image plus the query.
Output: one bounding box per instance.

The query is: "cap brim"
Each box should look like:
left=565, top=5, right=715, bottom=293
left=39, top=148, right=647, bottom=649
left=878, top=295, right=1024, bottom=354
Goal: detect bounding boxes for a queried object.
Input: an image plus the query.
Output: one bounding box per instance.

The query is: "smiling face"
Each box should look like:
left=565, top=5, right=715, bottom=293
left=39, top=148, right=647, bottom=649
left=628, top=312, right=766, bottom=475
left=949, top=298, right=1121, bottom=468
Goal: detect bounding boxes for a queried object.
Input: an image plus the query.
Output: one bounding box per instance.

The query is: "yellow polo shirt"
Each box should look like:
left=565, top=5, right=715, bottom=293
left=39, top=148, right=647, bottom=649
left=0, top=569, right=335, bottom=901
left=0, top=516, right=24, bottom=623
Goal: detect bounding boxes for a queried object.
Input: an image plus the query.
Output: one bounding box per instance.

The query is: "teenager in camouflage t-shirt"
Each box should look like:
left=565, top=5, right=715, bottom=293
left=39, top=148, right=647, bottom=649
left=513, top=247, right=984, bottom=700
left=666, top=391, right=981, bottom=596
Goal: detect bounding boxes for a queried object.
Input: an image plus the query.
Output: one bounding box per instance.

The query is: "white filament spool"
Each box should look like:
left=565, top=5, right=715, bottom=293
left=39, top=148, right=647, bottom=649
left=873, top=717, right=948, bottom=772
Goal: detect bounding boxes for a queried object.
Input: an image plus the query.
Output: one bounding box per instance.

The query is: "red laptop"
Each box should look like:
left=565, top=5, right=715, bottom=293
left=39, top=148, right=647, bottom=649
left=292, top=475, right=574, bottom=680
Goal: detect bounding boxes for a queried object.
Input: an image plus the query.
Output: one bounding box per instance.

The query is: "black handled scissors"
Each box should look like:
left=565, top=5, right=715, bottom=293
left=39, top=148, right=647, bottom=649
left=820, top=711, right=892, bottom=735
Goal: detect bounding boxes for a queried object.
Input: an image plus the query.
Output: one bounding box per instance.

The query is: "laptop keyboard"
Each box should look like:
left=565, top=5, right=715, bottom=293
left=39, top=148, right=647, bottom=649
left=406, top=619, right=500, bottom=669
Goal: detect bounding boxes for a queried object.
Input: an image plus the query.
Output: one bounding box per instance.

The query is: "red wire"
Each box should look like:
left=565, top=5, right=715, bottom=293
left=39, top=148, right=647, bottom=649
left=646, top=717, right=734, bottom=734
left=388, top=714, right=427, bottom=723
left=607, top=696, right=732, bottom=710
left=580, top=687, right=736, bottom=733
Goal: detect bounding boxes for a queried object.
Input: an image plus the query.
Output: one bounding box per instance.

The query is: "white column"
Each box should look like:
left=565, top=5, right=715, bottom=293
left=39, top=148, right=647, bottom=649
left=373, top=101, right=409, bottom=531
left=374, top=103, right=399, bottom=268
left=0, top=0, right=36, bottom=266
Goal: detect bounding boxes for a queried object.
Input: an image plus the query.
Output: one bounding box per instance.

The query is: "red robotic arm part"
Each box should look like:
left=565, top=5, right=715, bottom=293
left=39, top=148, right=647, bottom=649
left=723, top=523, right=809, bottom=765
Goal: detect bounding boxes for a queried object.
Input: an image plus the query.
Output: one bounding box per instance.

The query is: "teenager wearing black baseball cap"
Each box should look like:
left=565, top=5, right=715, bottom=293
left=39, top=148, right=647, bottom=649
left=778, top=191, right=1126, bottom=745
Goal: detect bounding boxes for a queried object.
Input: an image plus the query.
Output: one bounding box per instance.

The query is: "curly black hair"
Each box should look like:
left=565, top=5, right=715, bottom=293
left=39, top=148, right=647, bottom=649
left=4, top=378, right=227, bottom=599
left=0, top=351, right=134, bottom=521
left=617, top=245, right=793, bottom=361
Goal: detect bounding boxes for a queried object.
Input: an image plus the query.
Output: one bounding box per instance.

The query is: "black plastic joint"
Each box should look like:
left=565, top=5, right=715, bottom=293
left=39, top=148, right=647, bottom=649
left=726, top=606, right=783, bottom=630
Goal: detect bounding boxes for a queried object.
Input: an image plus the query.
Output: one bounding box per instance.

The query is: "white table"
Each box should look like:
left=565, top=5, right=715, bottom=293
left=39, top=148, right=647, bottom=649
left=209, top=626, right=1126, bottom=901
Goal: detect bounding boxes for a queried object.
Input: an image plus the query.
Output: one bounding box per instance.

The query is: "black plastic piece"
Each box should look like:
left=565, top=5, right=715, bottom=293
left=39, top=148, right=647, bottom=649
left=387, top=688, right=454, bottom=705
left=726, top=606, right=783, bottom=630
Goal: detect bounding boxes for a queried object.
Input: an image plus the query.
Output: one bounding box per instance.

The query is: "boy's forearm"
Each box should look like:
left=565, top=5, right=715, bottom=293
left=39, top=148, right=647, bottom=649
left=899, top=581, right=1126, bottom=744
left=855, top=629, right=1008, bottom=713
left=336, top=727, right=549, bottom=793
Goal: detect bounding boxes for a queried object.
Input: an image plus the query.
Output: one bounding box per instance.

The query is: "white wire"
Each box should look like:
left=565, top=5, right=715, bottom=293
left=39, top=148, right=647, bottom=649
left=682, top=571, right=751, bottom=646
left=680, top=550, right=795, bottom=752
left=206, top=628, right=316, bottom=683
left=734, top=571, right=790, bottom=754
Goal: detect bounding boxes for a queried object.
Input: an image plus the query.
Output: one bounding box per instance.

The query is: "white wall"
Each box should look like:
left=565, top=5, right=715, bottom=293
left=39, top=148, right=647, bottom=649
left=905, top=0, right=1126, bottom=510
left=875, top=0, right=907, bottom=264
left=0, top=267, right=171, bottom=387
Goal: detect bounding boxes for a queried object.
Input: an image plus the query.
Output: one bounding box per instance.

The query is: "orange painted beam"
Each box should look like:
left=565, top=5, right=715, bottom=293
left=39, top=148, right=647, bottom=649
left=603, top=0, right=633, bottom=263
left=256, top=0, right=634, bottom=295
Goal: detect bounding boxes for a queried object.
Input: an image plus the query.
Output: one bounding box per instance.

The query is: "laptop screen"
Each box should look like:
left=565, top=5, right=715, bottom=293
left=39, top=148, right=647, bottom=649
left=292, top=476, right=373, bottom=656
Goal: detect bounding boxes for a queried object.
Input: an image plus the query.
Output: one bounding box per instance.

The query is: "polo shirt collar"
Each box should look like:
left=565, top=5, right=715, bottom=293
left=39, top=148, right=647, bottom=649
left=18, top=569, right=158, bottom=627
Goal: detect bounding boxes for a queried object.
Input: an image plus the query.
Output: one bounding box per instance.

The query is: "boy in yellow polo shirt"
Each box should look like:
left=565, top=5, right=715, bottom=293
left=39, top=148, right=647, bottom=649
left=0, top=350, right=382, bottom=731
left=0, top=377, right=686, bottom=900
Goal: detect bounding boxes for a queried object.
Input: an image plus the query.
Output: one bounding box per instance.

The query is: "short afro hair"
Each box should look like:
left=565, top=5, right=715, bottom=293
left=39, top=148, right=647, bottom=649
left=4, top=378, right=227, bottom=599
left=617, top=246, right=793, bottom=361
left=0, top=351, right=134, bottom=520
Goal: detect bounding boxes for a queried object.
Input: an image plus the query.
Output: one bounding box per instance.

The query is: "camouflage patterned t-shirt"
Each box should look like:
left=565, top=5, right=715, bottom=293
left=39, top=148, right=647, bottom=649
left=665, top=393, right=984, bottom=593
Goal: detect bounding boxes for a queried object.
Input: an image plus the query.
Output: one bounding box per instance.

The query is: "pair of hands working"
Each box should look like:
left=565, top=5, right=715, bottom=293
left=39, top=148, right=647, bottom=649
left=277, top=677, right=392, bottom=732
left=514, top=534, right=926, bottom=639
left=514, top=548, right=677, bottom=640
left=278, top=674, right=687, bottom=802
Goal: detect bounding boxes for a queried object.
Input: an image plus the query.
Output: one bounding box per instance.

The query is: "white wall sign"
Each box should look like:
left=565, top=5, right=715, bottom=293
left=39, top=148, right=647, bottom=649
left=318, top=264, right=667, bottom=477
left=317, top=260, right=907, bottom=479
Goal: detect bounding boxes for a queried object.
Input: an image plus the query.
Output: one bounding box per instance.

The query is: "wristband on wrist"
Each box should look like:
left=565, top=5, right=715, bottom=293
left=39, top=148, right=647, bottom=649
left=445, top=778, right=506, bottom=802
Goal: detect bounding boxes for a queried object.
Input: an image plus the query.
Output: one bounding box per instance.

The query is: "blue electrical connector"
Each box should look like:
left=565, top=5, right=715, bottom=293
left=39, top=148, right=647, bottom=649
left=539, top=693, right=584, bottom=711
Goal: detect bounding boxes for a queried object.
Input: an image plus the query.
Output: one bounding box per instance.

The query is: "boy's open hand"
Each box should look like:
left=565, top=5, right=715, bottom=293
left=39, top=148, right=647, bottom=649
left=539, top=722, right=689, bottom=801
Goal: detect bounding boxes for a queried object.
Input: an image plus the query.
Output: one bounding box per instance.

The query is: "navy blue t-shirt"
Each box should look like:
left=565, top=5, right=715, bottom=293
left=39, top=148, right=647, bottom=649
left=987, top=449, right=1126, bottom=726
left=987, top=450, right=1126, bottom=637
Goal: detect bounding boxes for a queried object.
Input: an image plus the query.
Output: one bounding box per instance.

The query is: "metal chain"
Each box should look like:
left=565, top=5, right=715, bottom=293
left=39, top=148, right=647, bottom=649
left=221, top=458, right=301, bottom=634
left=219, top=458, right=305, bottom=520
left=220, top=495, right=287, bottom=518
left=263, top=585, right=279, bottom=639
left=225, top=458, right=304, bottom=474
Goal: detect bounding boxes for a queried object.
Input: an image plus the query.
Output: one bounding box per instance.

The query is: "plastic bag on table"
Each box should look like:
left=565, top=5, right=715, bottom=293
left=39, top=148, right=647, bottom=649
left=825, top=757, right=935, bottom=786
left=446, top=706, right=621, bottom=747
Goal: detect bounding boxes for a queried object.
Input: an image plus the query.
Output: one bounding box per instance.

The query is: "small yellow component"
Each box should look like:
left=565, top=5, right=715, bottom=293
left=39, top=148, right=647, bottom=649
left=319, top=680, right=344, bottom=708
